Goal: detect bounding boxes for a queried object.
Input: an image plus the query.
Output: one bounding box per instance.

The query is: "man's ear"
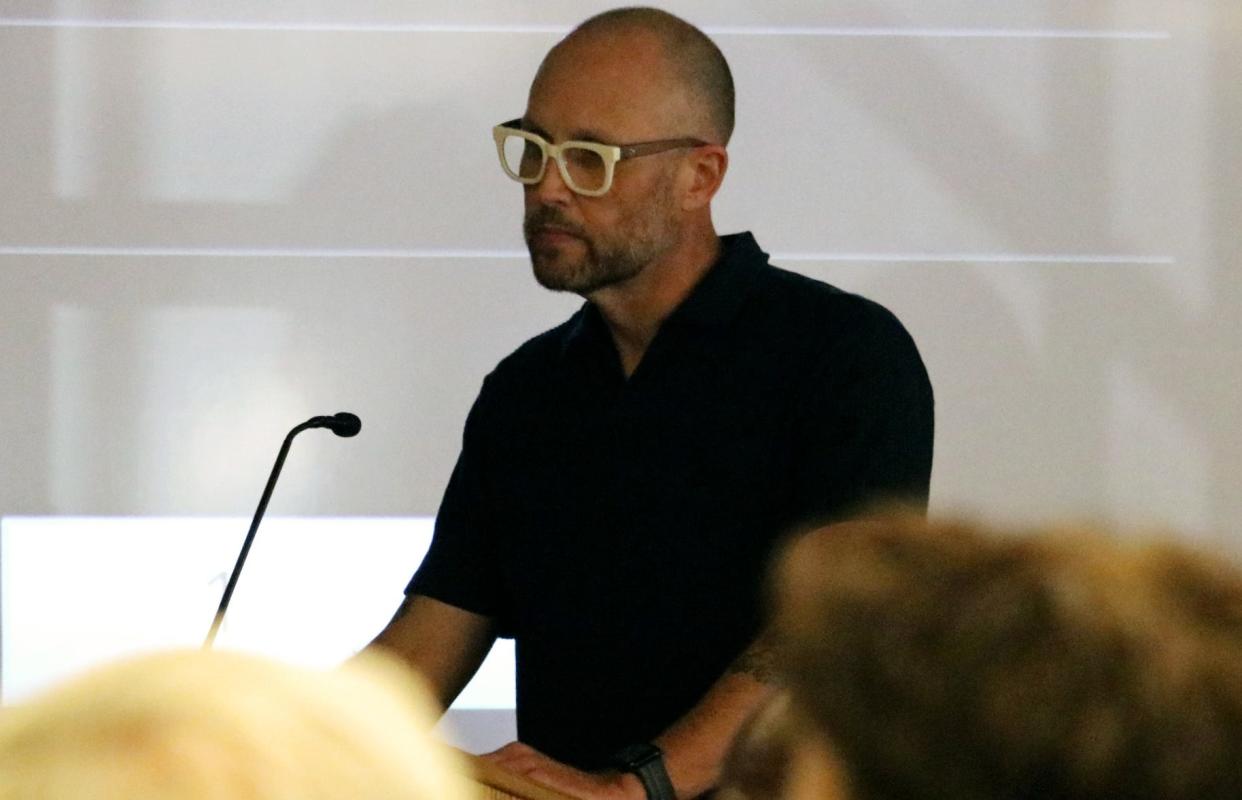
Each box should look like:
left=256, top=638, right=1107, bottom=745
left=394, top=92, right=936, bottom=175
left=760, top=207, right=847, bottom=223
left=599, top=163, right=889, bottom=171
left=680, top=145, right=728, bottom=211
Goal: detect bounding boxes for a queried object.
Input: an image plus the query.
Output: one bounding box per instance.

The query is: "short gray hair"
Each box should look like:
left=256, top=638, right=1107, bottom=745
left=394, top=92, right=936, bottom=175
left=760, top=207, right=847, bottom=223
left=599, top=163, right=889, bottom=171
left=572, top=7, right=735, bottom=144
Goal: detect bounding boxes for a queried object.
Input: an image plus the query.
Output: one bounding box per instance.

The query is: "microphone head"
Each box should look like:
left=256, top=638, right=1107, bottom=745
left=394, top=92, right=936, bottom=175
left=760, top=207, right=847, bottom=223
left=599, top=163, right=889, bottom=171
left=327, top=412, right=361, bottom=437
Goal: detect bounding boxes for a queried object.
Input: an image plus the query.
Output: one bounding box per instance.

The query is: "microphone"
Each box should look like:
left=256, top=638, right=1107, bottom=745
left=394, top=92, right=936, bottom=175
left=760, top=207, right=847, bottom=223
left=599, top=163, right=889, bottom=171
left=203, top=412, right=362, bottom=648
left=306, top=411, right=361, bottom=438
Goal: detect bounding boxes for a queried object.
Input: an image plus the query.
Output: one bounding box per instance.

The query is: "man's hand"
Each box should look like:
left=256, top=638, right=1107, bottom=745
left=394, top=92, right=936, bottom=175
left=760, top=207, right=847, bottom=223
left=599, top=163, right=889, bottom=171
left=483, top=742, right=646, bottom=800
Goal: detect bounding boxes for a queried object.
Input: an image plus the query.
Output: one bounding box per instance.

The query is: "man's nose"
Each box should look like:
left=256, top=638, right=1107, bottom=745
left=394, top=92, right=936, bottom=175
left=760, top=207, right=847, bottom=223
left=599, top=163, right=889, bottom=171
left=526, top=158, right=574, bottom=205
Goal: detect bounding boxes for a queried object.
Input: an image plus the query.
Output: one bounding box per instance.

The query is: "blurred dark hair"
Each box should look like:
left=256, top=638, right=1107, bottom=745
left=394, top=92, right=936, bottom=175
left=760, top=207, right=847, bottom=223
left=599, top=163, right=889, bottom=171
left=773, top=514, right=1242, bottom=800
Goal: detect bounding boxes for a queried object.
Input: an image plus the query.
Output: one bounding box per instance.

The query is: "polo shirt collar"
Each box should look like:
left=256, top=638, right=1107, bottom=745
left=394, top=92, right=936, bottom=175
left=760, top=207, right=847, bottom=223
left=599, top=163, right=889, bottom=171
left=561, top=302, right=610, bottom=360
left=560, top=231, right=768, bottom=358
left=670, top=232, right=768, bottom=327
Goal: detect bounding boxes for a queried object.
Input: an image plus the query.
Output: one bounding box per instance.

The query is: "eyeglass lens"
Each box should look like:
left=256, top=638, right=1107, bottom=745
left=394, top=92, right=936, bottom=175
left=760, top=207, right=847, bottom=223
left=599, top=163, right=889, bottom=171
left=501, top=134, right=608, bottom=193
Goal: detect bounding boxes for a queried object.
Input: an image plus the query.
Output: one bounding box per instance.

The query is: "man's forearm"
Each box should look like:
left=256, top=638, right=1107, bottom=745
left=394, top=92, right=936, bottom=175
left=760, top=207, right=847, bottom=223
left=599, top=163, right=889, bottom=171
left=477, top=637, right=781, bottom=800
left=365, top=594, right=498, bottom=713
left=651, top=638, right=780, bottom=798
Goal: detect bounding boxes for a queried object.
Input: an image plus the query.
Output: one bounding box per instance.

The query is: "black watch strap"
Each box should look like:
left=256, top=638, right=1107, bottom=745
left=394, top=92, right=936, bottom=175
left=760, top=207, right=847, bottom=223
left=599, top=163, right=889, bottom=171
left=610, top=743, right=676, bottom=800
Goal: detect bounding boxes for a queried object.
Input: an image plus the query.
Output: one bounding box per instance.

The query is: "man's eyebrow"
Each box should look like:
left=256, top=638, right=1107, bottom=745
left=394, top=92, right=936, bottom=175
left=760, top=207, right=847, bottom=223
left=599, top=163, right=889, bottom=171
left=520, top=118, right=614, bottom=144
left=520, top=118, right=552, bottom=139
left=567, top=128, right=612, bottom=144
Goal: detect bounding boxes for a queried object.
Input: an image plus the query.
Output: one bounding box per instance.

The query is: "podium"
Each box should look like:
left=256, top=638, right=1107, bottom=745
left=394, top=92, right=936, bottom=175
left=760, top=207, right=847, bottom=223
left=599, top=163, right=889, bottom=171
left=465, top=753, right=582, bottom=800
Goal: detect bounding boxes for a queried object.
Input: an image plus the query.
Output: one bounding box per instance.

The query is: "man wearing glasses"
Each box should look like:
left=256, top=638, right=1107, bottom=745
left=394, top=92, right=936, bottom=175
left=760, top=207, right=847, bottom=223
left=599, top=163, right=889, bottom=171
left=371, top=7, right=933, bottom=799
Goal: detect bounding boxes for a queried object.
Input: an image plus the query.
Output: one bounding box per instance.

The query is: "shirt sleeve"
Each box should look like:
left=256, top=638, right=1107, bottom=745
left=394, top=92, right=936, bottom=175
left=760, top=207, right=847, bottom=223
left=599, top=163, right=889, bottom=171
left=789, top=297, right=935, bottom=526
left=405, top=377, right=511, bottom=631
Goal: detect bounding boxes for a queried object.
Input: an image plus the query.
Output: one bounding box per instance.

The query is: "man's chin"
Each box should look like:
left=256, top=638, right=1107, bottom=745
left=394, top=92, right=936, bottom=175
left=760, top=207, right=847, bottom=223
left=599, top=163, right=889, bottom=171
left=531, top=257, right=588, bottom=293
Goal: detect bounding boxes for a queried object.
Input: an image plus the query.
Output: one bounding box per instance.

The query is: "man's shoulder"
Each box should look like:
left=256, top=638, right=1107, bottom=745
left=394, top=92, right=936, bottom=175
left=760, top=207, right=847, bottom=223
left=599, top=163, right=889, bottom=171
left=480, top=308, right=584, bottom=390
left=751, top=261, right=913, bottom=347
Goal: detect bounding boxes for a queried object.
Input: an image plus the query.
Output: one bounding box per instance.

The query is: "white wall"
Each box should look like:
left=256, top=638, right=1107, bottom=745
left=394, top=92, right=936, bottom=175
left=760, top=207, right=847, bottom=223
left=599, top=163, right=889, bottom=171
left=1, top=0, right=1240, bottom=676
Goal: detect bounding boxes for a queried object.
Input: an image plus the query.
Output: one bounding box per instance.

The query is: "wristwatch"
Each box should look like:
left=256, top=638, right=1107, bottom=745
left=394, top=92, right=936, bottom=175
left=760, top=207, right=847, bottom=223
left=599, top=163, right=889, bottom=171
left=610, top=743, right=676, bottom=800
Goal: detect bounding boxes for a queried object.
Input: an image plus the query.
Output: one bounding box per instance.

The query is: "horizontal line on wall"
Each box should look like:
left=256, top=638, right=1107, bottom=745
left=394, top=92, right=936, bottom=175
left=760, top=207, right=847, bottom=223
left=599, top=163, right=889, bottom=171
left=0, top=246, right=531, bottom=259
left=774, top=252, right=1177, bottom=265
left=710, top=27, right=1170, bottom=40
left=0, top=18, right=1171, bottom=40
left=0, top=245, right=1176, bottom=265
left=0, top=18, right=569, bottom=33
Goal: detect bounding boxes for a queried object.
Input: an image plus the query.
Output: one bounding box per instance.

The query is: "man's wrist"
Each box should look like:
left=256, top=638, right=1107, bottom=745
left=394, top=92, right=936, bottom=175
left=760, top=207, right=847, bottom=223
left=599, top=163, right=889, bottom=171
left=611, top=769, right=647, bottom=800
left=609, top=743, right=676, bottom=800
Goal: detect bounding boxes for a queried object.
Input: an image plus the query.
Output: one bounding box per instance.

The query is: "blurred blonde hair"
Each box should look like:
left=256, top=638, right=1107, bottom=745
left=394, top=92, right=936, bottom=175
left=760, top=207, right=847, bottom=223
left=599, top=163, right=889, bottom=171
left=0, top=648, right=476, bottom=800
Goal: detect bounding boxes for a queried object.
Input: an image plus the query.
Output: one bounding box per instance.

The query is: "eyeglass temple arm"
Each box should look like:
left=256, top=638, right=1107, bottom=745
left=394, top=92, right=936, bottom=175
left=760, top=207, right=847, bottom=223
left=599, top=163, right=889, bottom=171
left=619, top=138, right=710, bottom=158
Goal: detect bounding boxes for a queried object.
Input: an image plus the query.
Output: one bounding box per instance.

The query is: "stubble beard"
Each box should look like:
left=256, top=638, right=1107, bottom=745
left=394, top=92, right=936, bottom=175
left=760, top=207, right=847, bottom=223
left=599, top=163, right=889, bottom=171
left=523, top=180, right=680, bottom=296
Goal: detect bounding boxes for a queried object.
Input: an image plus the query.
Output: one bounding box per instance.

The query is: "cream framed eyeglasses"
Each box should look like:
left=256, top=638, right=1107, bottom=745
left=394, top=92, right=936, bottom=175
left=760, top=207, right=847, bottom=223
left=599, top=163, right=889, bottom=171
left=492, top=119, right=708, bottom=197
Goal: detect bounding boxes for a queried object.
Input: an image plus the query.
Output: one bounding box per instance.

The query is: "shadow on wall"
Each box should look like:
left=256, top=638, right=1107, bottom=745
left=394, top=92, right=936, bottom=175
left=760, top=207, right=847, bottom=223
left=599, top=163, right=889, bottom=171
left=781, top=2, right=1242, bottom=543
left=0, top=9, right=1238, bottom=545
left=0, top=25, right=572, bottom=517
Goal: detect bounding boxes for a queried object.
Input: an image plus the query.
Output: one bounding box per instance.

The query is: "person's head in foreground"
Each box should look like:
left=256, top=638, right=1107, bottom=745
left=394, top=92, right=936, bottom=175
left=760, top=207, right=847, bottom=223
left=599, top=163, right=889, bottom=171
left=0, top=648, right=475, bottom=800
left=773, top=514, right=1242, bottom=800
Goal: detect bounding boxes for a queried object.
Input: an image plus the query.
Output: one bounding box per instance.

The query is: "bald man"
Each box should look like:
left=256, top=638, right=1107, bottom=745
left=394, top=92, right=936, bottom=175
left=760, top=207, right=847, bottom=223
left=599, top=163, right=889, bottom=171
left=370, top=8, right=933, bottom=799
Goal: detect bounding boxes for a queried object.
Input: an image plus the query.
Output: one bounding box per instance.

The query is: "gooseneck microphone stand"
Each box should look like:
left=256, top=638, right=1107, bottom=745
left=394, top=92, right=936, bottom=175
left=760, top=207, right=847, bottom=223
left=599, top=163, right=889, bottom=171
left=203, top=412, right=361, bottom=648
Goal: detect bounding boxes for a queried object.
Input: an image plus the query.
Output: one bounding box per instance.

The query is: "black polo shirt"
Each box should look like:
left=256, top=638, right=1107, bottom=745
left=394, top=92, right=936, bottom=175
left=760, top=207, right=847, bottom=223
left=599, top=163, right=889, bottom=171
left=408, top=232, right=933, bottom=768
